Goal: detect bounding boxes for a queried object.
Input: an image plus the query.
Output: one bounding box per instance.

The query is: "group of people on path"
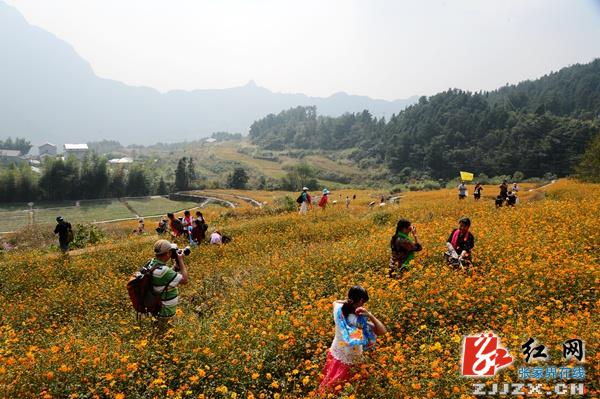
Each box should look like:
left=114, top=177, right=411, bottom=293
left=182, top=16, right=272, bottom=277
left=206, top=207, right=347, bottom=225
left=298, top=187, right=357, bottom=214
left=459, top=180, right=520, bottom=207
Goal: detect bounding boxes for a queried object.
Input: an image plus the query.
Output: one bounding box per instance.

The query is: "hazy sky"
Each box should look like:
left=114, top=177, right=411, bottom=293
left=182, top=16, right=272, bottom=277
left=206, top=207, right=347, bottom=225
left=6, top=0, right=600, bottom=100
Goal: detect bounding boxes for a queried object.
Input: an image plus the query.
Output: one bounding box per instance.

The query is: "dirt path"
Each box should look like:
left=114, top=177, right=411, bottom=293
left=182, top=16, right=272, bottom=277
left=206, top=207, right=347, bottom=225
left=528, top=179, right=556, bottom=192
left=190, top=191, right=263, bottom=207
left=48, top=235, right=157, bottom=259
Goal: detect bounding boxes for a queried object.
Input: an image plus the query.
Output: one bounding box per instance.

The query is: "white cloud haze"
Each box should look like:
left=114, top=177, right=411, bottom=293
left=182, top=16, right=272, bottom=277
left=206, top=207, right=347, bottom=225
left=6, top=0, right=600, bottom=99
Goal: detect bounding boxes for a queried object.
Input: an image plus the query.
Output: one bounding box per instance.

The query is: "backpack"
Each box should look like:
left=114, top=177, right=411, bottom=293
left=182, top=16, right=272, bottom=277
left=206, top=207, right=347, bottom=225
left=127, top=260, right=176, bottom=319
left=66, top=224, right=74, bottom=243
left=296, top=194, right=304, bottom=204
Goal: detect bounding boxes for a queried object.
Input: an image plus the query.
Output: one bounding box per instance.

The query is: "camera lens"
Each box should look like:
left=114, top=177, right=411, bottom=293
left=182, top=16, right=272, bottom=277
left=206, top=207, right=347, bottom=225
left=183, top=246, right=191, bottom=256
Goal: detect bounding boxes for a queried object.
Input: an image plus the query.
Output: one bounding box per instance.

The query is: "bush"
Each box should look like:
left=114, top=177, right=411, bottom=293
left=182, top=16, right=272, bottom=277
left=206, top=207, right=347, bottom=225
left=274, top=195, right=298, bottom=212
left=70, top=224, right=105, bottom=249
left=372, top=212, right=392, bottom=226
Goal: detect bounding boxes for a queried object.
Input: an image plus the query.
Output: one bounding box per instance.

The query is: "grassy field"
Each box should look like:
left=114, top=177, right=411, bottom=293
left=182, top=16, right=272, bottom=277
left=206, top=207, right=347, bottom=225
left=0, top=197, right=214, bottom=232
left=124, top=197, right=201, bottom=217
left=0, top=180, right=597, bottom=398
left=0, top=200, right=134, bottom=232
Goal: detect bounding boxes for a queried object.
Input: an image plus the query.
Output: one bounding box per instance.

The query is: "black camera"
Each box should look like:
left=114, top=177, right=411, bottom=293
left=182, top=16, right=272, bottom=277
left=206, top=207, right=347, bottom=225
left=170, top=245, right=191, bottom=259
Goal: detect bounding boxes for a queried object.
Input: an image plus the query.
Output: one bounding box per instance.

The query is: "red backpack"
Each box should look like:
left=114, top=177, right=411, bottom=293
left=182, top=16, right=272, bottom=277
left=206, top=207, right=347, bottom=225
left=127, top=260, right=174, bottom=319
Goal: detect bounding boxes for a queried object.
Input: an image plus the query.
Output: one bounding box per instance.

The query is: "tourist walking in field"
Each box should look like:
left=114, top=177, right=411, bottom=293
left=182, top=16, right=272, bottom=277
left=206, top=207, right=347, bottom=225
left=150, top=239, right=189, bottom=329
left=389, top=219, right=422, bottom=277
left=499, top=180, right=509, bottom=200
left=473, top=183, right=483, bottom=200
left=53, top=216, right=73, bottom=253
left=318, top=188, right=330, bottom=208
left=512, top=182, right=519, bottom=193
left=319, top=286, right=386, bottom=392
left=167, top=213, right=185, bottom=237
left=190, top=220, right=205, bottom=245
left=444, top=217, right=475, bottom=268
left=345, top=196, right=351, bottom=209
left=297, top=187, right=312, bottom=215
left=458, top=181, right=467, bottom=200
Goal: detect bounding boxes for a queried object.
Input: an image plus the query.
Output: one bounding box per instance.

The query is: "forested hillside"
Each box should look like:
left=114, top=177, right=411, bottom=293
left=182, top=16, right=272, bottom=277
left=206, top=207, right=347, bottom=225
left=249, top=60, right=600, bottom=179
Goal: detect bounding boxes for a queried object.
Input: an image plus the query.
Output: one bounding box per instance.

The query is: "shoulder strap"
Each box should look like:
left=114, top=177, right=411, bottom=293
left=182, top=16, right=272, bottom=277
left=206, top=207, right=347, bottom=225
left=161, top=273, right=178, bottom=295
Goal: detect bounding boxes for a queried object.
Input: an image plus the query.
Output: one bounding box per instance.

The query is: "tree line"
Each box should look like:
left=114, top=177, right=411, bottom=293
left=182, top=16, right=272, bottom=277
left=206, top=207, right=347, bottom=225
left=0, top=155, right=169, bottom=203
left=249, top=59, right=600, bottom=181
left=0, top=137, right=32, bottom=155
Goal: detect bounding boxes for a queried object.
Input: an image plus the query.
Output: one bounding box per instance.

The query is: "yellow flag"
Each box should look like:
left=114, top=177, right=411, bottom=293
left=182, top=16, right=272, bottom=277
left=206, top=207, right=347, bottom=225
left=460, top=171, right=474, bottom=181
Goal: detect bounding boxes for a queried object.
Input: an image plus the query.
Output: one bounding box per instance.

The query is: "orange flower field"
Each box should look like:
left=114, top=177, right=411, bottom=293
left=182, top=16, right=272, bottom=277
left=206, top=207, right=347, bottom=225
left=0, top=180, right=598, bottom=398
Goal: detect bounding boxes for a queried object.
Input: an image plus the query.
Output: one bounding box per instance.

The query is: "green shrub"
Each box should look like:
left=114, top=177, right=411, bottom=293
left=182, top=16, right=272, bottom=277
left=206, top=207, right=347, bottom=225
left=274, top=195, right=298, bottom=212
left=372, top=212, right=392, bottom=226
left=70, top=224, right=105, bottom=249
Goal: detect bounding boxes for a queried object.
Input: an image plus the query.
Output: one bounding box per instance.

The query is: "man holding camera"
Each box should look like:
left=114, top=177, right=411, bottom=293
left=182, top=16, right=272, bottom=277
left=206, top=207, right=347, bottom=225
left=151, top=239, right=189, bottom=324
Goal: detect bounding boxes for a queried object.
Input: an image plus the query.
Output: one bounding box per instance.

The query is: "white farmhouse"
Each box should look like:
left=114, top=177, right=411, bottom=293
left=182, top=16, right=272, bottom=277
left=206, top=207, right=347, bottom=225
left=39, top=142, right=57, bottom=158
left=64, top=143, right=89, bottom=160
left=0, top=149, right=23, bottom=165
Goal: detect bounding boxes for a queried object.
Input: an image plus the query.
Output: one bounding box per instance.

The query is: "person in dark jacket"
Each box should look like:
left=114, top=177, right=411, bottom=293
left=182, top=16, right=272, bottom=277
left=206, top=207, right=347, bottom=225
left=167, top=213, right=185, bottom=237
left=389, top=219, right=422, bottom=277
left=190, top=220, right=205, bottom=245
left=445, top=217, right=475, bottom=267
left=499, top=180, right=509, bottom=200
left=53, top=216, right=72, bottom=252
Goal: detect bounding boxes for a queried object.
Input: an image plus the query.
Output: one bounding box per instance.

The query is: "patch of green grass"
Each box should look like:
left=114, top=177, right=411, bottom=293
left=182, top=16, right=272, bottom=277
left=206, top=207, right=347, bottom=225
left=126, top=197, right=200, bottom=216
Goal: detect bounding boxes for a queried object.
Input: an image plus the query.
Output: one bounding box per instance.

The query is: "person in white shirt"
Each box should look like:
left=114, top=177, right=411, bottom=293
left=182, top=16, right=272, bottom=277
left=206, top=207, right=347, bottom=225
left=319, top=286, right=386, bottom=393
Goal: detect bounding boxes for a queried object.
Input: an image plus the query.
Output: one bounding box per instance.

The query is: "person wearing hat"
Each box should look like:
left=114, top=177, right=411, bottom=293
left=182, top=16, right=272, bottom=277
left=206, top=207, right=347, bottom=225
left=53, top=216, right=72, bottom=253
left=298, top=187, right=312, bottom=215
left=151, top=239, right=189, bottom=324
left=318, top=188, right=330, bottom=209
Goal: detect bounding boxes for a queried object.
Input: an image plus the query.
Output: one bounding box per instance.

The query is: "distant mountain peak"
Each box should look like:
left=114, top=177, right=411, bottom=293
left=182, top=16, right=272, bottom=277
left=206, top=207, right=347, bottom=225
left=0, top=2, right=418, bottom=145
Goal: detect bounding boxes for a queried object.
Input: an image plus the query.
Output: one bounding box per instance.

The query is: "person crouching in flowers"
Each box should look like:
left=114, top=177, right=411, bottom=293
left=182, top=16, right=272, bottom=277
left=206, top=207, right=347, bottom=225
left=444, top=217, right=475, bottom=268
left=319, top=286, right=387, bottom=393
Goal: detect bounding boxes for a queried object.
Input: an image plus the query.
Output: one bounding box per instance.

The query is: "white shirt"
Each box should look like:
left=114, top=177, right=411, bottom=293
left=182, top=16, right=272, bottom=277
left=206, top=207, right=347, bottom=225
left=210, top=232, right=222, bottom=245
left=329, top=302, right=364, bottom=365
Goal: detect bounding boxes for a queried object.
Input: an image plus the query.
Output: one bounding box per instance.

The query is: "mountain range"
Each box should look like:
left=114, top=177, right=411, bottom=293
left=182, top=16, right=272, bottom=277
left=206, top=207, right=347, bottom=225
left=0, top=1, right=418, bottom=146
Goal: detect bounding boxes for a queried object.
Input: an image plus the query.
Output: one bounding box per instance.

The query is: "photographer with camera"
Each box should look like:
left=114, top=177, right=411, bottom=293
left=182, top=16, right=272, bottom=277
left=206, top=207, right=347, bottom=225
left=389, top=218, right=422, bottom=277
left=150, top=239, right=190, bottom=327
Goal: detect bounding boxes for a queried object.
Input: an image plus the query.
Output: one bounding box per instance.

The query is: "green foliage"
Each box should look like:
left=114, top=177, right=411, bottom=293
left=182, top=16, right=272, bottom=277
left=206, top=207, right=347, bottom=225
left=69, top=223, right=105, bottom=249
left=249, top=61, right=600, bottom=180
left=157, top=177, right=169, bottom=195
left=174, top=157, right=190, bottom=191
left=0, top=163, right=38, bottom=202
left=576, top=134, right=600, bottom=182
left=372, top=211, right=392, bottom=226
left=87, top=140, right=123, bottom=154
left=0, top=137, right=32, bottom=155
left=227, top=167, right=249, bottom=189
left=513, top=171, right=525, bottom=181
left=126, top=165, right=150, bottom=196
left=274, top=195, right=298, bottom=212
left=211, top=132, right=242, bottom=141
left=280, top=162, right=319, bottom=191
